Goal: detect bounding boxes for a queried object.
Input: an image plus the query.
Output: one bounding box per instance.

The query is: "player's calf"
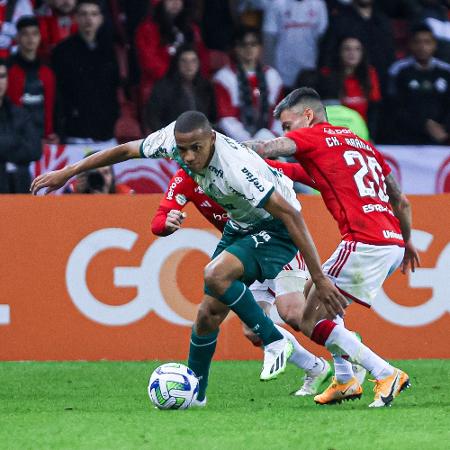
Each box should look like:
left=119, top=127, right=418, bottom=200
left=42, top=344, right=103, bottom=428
left=195, top=296, right=230, bottom=335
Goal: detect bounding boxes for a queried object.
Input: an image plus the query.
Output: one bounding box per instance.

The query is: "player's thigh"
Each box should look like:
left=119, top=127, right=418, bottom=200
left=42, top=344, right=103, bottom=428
left=275, top=266, right=308, bottom=304
left=205, top=250, right=245, bottom=287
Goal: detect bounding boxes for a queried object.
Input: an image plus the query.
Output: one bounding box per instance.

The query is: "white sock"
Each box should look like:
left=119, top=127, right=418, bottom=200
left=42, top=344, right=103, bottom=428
left=325, top=325, right=394, bottom=380
left=333, top=355, right=354, bottom=383
left=331, top=316, right=354, bottom=383
left=275, top=325, right=323, bottom=374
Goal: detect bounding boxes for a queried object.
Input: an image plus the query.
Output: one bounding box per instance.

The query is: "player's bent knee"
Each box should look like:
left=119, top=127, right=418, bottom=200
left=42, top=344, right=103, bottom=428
left=277, top=302, right=302, bottom=331
left=204, top=261, right=232, bottom=297
left=276, top=292, right=305, bottom=332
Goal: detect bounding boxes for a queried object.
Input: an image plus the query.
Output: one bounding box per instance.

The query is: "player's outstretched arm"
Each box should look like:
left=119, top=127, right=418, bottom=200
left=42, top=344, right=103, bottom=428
left=385, top=173, right=420, bottom=273
left=264, top=191, right=348, bottom=317
left=242, top=137, right=297, bottom=158
left=30, top=139, right=143, bottom=195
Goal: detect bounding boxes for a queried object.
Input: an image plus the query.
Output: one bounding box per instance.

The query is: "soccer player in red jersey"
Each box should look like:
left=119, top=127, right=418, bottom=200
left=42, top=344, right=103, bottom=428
left=246, top=87, right=420, bottom=407
left=151, top=159, right=335, bottom=396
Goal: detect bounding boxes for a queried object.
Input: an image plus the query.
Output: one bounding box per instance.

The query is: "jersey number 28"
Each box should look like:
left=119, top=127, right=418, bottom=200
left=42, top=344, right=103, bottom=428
left=343, top=150, right=389, bottom=202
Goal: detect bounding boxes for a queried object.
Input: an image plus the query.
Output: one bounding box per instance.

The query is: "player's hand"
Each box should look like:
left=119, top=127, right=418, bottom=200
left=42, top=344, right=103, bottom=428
left=314, top=277, right=348, bottom=318
left=165, top=210, right=187, bottom=233
left=30, top=168, right=72, bottom=195
left=401, top=240, right=420, bottom=274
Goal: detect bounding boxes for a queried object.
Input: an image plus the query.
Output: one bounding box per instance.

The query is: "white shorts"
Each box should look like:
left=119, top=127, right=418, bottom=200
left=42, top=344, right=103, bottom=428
left=323, top=241, right=404, bottom=307
left=249, top=252, right=309, bottom=305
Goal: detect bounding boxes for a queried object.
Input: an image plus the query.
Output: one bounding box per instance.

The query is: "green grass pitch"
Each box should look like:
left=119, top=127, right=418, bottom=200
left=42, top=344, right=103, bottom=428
left=1, top=359, right=449, bottom=449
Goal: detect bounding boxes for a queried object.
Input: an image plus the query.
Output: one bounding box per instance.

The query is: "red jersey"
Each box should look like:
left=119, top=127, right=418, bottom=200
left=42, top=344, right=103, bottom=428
left=151, top=161, right=314, bottom=236
left=286, top=123, right=404, bottom=246
left=151, top=168, right=227, bottom=236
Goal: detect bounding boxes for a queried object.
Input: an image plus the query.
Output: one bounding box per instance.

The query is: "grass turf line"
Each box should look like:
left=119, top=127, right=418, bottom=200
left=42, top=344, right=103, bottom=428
left=0, top=360, right=448, bottom=449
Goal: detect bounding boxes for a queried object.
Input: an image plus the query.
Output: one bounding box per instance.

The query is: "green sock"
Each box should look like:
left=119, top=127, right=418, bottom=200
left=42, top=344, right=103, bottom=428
left=188, top=328, right=219, bottom=402
left=219, top=280, right=283, bottom=345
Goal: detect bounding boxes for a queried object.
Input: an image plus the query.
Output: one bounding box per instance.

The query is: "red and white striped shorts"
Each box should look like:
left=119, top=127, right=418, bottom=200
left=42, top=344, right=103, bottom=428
left=323, top=241, right=404, bottom=307
left=250, top=252, right=309, bottom=304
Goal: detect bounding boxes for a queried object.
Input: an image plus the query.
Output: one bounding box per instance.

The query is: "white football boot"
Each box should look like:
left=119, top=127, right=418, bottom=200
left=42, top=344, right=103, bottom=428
left=260, top=338, right=293, bottom=381
left=293, top=358, right=333, bottom=396
left=191, top=396, right=207, bottom=407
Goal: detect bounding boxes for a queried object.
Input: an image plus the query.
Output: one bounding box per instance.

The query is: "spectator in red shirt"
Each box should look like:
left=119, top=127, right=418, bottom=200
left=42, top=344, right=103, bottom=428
left=318, top=35, right=381, bottom=138
left=37, top=0, right=78, bottom=61
left=7, top=15, right=57, bottom=142
left=213, top=26, right=284, bottom=142
left=135, top=0, right=209, bottom=104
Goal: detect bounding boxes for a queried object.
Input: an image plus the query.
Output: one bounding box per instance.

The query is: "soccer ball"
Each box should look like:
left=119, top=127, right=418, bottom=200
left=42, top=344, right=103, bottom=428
left=148, top=363, right=199, bottom=410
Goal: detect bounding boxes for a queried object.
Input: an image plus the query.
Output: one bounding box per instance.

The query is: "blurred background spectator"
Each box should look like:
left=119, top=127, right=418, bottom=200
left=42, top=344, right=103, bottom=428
left=318, top=35, right=381, bottom=138
left=415, top=0, right=450, bottom=63
left=36, top=0, right=78, bottom=61
left=51, top=0, right=119, bottom=144
left=0, top=59, right=41, bottom=193
left=68, top=164, right=133, bottom=194
left=0, top=0, right=34, bottom=58
left=263, top=0, right=328, bottom=90
left=213, top=26, right=283, bottom=141
left=7, top=15, right=57, bottom=142
left=386, top=23, right=450, bottom=145
left=199, top=0, right=236, bottom=52
left=144, top=44, right=216, bottom=132
left=320, top=0, right=395, bottom=94
left=0, top=0, right=448, bottom=195
left=135, top=0, right=209, bottom=105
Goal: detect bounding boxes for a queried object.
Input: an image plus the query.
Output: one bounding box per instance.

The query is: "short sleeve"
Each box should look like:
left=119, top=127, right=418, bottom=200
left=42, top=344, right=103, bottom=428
left=285, top=129, right=315, bottom=159
left=227, top=164, right=275, bottom=209
left=140, top=122, right=176, bottom=159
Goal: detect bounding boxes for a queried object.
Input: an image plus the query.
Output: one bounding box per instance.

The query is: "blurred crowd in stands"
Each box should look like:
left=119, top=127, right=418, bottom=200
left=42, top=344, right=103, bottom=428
left=0, top=0, right=450, bottom=193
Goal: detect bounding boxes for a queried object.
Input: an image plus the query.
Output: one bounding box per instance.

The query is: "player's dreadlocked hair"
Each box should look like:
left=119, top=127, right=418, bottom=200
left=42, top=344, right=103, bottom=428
left=175, top=111, right=212, bottom=134
left=273, top=87, right=326, bottom=120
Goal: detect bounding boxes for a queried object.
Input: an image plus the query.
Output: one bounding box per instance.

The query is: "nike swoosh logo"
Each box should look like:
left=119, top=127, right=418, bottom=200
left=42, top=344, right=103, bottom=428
left=381, top=373, right=399, bottom=404
left=340, top=385, right=353, bottom=396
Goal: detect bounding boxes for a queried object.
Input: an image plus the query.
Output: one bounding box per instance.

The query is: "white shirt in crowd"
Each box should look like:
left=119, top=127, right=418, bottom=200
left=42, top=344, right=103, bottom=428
left=263, top=0, right=328, bottom=87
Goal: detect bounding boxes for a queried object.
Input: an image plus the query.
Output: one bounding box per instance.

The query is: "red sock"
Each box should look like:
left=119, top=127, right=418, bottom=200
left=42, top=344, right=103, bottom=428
left=311, top=320, right=337, bottom=345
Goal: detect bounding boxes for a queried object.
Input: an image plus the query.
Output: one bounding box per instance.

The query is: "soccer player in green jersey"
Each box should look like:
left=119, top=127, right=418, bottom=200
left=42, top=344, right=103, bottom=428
left=32, top=111, right=346, bottom=405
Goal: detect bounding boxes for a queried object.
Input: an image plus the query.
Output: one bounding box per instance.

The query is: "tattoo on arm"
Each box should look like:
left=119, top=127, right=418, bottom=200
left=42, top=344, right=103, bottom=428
left=386, top=173, right=412, bottom=242
left=385, top=173, right=402, bottom=203
left=242, top=138, right=297, bottom=158
left=242, top=140, right=267, bottom=154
